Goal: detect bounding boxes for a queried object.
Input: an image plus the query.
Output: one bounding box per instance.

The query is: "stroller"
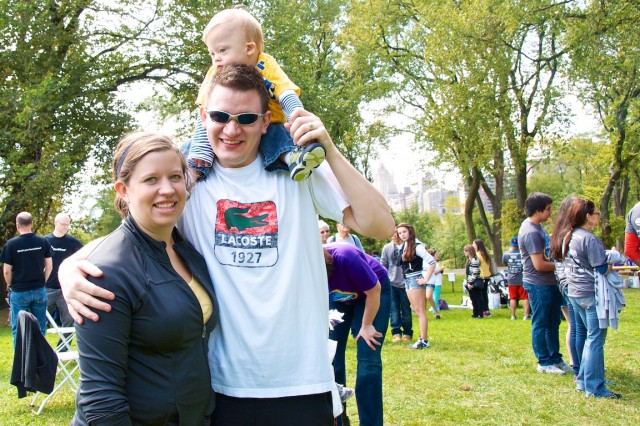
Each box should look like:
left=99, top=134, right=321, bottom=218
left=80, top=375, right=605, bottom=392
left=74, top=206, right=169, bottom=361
left=488, top=271, right=509, bottom=306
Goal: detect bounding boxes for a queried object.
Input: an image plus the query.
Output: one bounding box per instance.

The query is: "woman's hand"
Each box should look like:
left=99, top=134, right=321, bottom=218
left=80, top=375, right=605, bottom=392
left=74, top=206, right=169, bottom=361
left=355, top=324, right=383, bottom=351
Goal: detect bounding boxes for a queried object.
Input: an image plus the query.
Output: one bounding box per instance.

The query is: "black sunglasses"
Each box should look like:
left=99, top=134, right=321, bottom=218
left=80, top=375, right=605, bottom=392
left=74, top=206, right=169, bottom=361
left=206, top=110, right=264, bottom=125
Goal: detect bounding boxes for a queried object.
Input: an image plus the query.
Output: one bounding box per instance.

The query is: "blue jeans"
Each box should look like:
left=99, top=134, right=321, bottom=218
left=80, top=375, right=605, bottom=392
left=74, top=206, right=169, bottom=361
left=389, top=285, right=412, bottom=338
left=330, top=278, right=390, bottom=426
left=10, top=287, right=47, bottom=346
left=523, top=283, right=563, bottom=366
left=563, top=288, right=584, bottom=376
left=569, top=296, right=609, bottom=396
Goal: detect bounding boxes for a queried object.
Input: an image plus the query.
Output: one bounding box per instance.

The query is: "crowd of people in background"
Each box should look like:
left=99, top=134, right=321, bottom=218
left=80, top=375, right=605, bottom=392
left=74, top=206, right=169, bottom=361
left=320, top=189, right=629, bottom=412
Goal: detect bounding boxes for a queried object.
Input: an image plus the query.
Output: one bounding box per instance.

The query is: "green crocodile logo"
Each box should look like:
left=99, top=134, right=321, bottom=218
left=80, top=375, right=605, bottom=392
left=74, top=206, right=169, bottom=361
left=224, top=207, right=269, bottom=231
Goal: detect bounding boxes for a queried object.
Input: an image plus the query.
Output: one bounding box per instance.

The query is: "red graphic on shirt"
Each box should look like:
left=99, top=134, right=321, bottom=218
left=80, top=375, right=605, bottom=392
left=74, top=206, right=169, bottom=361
left=216, top=199, right=277, bottom=235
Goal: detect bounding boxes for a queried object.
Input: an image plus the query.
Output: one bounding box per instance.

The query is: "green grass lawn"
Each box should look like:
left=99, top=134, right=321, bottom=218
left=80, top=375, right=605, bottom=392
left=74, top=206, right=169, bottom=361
left=1, top=286, right=639, bottom=425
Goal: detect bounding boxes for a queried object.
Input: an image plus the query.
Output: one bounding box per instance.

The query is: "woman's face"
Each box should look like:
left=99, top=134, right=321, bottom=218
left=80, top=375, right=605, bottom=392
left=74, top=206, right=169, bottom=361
left=116, top=150, right=187, bottom=239
left=397, top=227, right=410, bottom=242
left=472, top=241, right=478, bottom=251
left=585, top=210, right=601, bottom=230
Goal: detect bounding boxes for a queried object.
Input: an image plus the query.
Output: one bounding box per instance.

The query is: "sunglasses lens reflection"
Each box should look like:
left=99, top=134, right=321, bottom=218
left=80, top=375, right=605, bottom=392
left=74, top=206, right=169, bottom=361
left=208, top=111, right=260, bottom=125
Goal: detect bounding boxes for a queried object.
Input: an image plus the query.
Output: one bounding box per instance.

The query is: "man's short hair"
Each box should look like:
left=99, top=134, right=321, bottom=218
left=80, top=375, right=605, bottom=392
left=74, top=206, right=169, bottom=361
left=203, top=64, right=269, bottom=113
left=524, top=192, right=553, bottom=217
left=54, top=212, right=70, bottom=224
left=16, top=212, right=33, bottom=227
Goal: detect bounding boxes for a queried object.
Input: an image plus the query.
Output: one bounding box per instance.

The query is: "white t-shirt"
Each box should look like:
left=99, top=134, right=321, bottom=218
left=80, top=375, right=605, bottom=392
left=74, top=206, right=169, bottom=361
left=434, top=261, right=443, bottom=287
left=179, top=157, right=348, bottom=398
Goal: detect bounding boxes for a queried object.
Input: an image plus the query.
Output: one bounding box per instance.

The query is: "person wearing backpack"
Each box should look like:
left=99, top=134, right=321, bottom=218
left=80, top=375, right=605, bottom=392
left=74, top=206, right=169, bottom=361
left=327, top=222, right=364, bottom=252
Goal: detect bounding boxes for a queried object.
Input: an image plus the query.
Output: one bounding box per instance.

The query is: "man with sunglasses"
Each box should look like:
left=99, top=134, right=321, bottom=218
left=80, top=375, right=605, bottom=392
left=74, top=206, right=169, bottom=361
left=60, top=64, right=394, bottom=425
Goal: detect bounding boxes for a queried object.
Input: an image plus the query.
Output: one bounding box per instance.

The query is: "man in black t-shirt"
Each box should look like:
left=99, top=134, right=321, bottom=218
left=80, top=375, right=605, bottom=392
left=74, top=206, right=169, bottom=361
left=45, top=213, right=83, bottom=336
left=0, top=212, right=53, bottom=344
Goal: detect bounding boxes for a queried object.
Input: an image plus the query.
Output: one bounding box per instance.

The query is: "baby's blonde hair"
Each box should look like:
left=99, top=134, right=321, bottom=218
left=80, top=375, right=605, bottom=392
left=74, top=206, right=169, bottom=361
left=202, top=7, right=264, bottom=54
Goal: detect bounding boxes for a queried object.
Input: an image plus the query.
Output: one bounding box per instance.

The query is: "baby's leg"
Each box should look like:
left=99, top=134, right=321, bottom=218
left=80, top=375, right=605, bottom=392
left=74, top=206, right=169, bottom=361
left=186, top=113, right=215, bottom=179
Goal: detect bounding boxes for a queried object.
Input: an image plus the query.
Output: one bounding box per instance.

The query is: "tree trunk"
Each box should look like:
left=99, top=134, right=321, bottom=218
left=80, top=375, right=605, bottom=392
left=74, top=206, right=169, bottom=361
left=600, top=164, right=622, bottom=246
left=600, top=125, right=628, bottom=245
left=613, top=175, right=629, bottom=217
left=475, top=191, right=493, bottom=244
left=513, top=153, right=528, bottom=214
left=464, top=169, right=481, bottom=243
left=478, top=151, right=505, bottom=263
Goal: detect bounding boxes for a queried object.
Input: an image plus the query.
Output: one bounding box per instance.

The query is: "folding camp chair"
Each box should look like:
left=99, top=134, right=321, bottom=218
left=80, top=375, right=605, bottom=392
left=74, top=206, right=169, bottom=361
left=30, top=310, right=79, bottom=415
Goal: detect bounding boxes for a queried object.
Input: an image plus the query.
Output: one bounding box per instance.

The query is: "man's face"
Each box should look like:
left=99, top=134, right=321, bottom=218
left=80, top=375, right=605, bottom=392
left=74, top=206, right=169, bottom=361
left=539, top=204, right=552, bottom=222
left=200, top=85, right=270, bottom=169
left=391, top=233, right=399, bottom=244
left=337, top=223, right=350, bottom=234
left=54, top=216, right=71, bottom=236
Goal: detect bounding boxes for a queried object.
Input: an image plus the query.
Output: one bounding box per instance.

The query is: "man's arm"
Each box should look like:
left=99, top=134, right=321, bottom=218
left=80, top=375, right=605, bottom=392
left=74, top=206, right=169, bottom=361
left=530, top=253, right=556, bottom=272
left=3, top=263, right=12, bottom=287
left=288, top=109, right=395, bottom=240
left=357, top=283, right=382, bottom=350
left=380, top=246, right=390, bottom=269
left=43, top=257, right=53, bottom=282
left=59, top=237, right=114, bottom=324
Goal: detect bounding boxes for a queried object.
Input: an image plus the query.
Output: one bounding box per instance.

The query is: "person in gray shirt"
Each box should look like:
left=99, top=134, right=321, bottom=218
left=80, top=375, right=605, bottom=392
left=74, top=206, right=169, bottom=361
left=380, top=232, right=412, bottom=342
left=502, top=236, right=530, bottom=320
left=553, top=197, right=619, bottom=399
left=518, top=192, right=570, bottom=375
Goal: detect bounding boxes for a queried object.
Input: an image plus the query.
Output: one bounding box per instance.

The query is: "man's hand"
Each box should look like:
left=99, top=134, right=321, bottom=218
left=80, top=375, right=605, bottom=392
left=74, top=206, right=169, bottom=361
left=286, top=109, right=336, bottom=153
left=530, top=253, right=556, bottom=273
left=355, top=324, right=383, bottom=351
left=287, top=109, right=395, bottom=241
left=59, top=258, right=113, bottom=324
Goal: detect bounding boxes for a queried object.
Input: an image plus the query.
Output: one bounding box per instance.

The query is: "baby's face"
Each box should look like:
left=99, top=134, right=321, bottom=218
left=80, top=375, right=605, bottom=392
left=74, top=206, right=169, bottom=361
left=205, top=26, right=255, bottom=69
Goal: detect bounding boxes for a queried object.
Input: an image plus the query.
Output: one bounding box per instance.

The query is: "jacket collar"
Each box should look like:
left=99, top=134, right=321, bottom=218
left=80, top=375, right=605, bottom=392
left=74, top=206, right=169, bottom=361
left=121, top=215, right=183, bottom=264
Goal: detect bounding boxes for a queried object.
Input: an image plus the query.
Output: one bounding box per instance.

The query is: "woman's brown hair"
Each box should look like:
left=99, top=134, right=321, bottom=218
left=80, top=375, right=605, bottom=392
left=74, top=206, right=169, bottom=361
left=113, top=131, right=193, bottom=218
left=396, top=223, right=417, bottom=262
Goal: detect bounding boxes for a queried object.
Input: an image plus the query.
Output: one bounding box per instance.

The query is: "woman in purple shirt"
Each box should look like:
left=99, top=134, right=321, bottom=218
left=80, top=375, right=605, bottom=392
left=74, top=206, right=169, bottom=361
left=324, top=243, right=390, bottom=426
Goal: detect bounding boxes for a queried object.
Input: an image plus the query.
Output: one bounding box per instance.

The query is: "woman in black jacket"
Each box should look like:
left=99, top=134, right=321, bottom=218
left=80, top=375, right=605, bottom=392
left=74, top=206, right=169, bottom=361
left=72, top=132, right=218, bottom=425
left=463, top=245, right=484, bottom=319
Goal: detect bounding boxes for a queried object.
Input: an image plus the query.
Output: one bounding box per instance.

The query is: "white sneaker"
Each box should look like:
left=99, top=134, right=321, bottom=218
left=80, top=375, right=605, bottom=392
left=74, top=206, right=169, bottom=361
left=554, top=361, right=573, bottom=373
left=510, top=316, right=517, bottom=320
left=408, top=338, right=430, bottom=349
left=537, top=364, right=566, bottom=375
